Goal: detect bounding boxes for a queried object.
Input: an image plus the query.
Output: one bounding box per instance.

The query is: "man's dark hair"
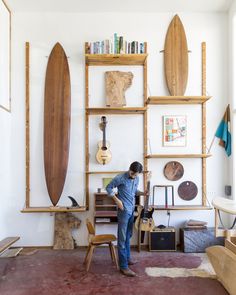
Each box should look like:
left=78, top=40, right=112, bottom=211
left=129, top=161, right=143, bottom=173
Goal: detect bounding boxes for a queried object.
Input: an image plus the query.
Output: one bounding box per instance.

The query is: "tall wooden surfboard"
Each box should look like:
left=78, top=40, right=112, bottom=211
left=164, top=15, right=188, bottom=96
left=44, top=43, right=71, bottom=206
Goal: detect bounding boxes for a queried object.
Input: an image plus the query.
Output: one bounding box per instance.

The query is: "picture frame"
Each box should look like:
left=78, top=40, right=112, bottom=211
left=0, top=0, right=11, bottom=112
left=163, top=115, right=187, bottom=147
left=102, top=177, right=113, bottom=188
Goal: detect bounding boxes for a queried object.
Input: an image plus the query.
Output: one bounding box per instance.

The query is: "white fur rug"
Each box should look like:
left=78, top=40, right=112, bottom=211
left=145, top=253, right=216, bottom=279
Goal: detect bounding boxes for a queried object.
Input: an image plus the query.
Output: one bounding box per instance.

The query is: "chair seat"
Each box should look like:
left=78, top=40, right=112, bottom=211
left=91, top=234, right=116, bottom=244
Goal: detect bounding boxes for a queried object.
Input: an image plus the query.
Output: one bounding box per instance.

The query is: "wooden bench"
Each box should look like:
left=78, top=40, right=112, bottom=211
left=206, top=197, right=236, bottom=295
left=0, top=237, right=20, bottom=254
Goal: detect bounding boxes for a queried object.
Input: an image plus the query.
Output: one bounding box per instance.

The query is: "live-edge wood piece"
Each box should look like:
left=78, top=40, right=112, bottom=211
left=44, top=43, right=71, bottom=206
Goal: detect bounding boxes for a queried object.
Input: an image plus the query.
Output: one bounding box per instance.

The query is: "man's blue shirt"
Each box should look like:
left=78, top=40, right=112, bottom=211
left=106, top=172, right=139, bottom=213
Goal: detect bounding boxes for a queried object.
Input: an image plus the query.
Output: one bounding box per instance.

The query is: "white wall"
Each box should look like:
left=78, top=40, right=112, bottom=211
left=229, top=0, right=236, bottom=199
left=1, top=11, right=229, bottom=246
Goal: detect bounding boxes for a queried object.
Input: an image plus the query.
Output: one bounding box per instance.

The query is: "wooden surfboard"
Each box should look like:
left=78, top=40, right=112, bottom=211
left=164, top=14, right=188, bottom=96
left=44, top=43, right=71, bottom=206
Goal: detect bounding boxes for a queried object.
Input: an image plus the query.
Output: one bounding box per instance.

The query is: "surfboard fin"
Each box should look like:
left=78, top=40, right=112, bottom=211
left=67, top=196, right=80, bottom=207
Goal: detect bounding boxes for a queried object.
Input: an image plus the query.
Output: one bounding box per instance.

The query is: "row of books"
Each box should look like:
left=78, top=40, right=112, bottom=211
left=85, top=34, right=147, bottom=54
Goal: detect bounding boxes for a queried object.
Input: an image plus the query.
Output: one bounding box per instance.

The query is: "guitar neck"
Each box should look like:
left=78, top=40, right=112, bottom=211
left=144, top=181, right=150, bottom=210
left=102, top=125, right=106, bottom=148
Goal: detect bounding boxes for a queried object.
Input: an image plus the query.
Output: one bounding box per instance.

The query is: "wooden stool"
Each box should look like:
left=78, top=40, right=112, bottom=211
left=84, top=219, right=119, bottom=271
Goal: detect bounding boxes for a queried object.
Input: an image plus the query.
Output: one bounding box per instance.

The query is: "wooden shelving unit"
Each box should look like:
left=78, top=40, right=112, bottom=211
left=85, top=50, right=148, bottom=211
left=145, top=154, right=212, bottom=159
left=94, top=193, right=118, bottom=224
left=146, top=42, right=212, bottom=209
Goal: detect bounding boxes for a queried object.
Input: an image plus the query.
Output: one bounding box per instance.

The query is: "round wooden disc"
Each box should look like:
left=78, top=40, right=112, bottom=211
left=164, top=161, right=184, bottom=181
left=178, top=181, right=198, bottom=200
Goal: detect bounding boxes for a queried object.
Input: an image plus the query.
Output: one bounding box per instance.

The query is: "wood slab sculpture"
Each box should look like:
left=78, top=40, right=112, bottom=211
left=164, top=14, right=188, bottom=96
left=105, top=71, right=133, bottom=107
left=44, top=43, right=71, bottom=206
left=206, top=197, right=236, bottom=295
left=53, top=213, right=81, bottom=250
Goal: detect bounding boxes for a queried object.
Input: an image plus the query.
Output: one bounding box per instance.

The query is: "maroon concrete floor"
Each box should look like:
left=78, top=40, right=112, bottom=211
left=0, top=248, right=228, bottom=295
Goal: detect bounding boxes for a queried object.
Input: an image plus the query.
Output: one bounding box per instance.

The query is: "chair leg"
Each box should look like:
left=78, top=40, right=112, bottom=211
left=86, top=245, right=95, bottom=272
left=111, top=243, right=119, bottom=270
left=109, top=243, right=114, bottom=262
left=83, top=244, right=91, bottom=265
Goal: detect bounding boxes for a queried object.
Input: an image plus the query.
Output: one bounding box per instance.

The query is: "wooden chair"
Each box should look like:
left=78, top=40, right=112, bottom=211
left=84, top=219, right=119, bottom=271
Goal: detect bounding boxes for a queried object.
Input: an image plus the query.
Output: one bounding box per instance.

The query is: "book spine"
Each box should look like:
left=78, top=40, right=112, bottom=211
left=119, top=36, right=124, bottom=54
left=114, top=33, right=117, bottom=54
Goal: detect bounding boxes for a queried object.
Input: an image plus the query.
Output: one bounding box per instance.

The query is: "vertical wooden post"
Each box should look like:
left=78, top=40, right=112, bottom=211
left=143, top=58, right=148, bottom=189
left=85, top=62, right=89, bottom=210
left=25, top=42, right=30, bottom=208
left=138, top=47, right=148, bottom=252
left=202, top=42, right=207, bottom=207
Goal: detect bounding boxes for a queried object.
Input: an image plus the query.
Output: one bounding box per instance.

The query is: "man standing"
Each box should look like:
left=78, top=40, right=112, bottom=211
left=106, top=161, right=146, bottom=277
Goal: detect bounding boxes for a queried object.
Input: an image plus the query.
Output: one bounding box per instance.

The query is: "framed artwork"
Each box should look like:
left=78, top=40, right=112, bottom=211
left=0, top=0, right=11, bottom=112
left=102, top=177, right=113, bottom=188
left=163, top=115, right=187, bottom=147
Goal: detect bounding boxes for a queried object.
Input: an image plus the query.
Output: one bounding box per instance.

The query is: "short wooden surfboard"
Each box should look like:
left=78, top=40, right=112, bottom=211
left=44, top=43, right=71, bottom=206
left=164, top=15, right=188, bottom=96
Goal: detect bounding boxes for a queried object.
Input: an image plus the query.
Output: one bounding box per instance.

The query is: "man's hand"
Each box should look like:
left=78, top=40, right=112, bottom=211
left=116, top=199, right=124, bottom=210
left=112, top=195, right=124, bottom=210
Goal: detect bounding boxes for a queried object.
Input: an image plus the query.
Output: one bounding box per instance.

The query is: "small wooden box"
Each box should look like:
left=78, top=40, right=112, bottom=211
left=149, top=227, right=176, bottom=251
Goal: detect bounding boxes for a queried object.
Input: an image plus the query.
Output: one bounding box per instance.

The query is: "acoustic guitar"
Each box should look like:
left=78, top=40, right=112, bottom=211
left=135, top=172, right=154, bottom=232
left=96, top=116, right=112, bottom=165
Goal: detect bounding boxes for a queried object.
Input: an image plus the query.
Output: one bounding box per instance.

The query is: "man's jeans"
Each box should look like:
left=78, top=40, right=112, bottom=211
left=117, top=209, right=134, bottom=269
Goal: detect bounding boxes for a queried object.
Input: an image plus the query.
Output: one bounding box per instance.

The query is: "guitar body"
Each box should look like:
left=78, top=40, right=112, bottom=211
left=135, top=172, right=154, bottom=244
left=135, top=205, right=154, bottom=231
left=96, top=140, right=112, bottom=165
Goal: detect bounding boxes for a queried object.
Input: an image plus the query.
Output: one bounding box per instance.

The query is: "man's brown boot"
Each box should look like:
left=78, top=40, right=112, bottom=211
left=120, top=268, right=136, bottom=277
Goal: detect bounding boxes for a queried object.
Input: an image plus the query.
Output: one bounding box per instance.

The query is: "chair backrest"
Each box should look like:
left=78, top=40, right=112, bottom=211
left=86, top=218, right=95, bottom=235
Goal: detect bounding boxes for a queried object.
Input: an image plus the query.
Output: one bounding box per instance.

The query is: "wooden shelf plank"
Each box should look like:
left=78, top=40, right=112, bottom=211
left=147, top=96, right=211, bottom=105
left=86, top=107, right=147, bottom=115
left=146, top=154, right=212, bottom=159
left=95, top=211, right=117, bottom=217
left=95, top=222, right=117, bottom=224
left=95, top=205, right=117, bottom=208
left=85, top=54, right=148, bottom=66
left=152, top=205, right=212, bottom=211
left=87, top=170, right=149, bottom=174
left=21, top=206, right=87, bottom=213
left=87, top=171, right=126, bottom=174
